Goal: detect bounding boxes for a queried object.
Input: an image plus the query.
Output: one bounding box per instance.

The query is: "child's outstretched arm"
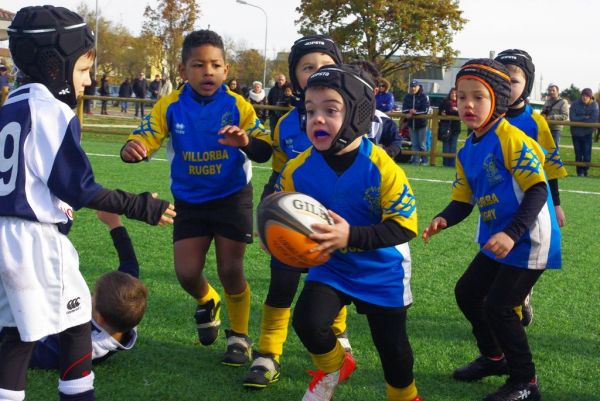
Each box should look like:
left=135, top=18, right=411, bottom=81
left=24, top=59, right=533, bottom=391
left=218, top=125, right=272, bottom=162
left=422, top=217, right=448, bottom=243
left=422, top=200, right=474, bottom=243
left=121, top=139, right=148, bottom=162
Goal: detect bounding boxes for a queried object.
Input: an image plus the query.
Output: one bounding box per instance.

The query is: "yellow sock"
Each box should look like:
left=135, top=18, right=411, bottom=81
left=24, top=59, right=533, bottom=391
left=514, top=305, right=523, bottom=321
left=196, top=283, right=221, bottom=322
left=386, top=380, right=418, bottom=401
left=310, top=340, right=345, bottom=373
left=224, top=284, right=250, bottom=335
left=258, top=304, right=291, bottom=362
left=331, top=306, right=347, bottom=336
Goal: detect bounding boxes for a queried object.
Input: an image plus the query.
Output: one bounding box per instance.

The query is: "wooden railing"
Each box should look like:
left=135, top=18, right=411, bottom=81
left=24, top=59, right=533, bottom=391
left=77, top=95, right=600, bottom=169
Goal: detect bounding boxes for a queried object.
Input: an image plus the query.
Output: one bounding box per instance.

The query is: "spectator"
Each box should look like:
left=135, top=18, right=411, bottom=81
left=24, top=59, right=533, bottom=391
left=247, top=80, right=268, bottom=123
left=227, top=78, right=243, bottom=95
left=569, top=88, right=599, bottom=177
left=118, top=78, right=133, bottom=114
left=541, top=84, right=569, bottom=145
left=132, top=72, right=148, bottom=117
left=83, top=73, right=96, bottom=114
left=149, top=74, right=162, bottom=102
left=158, top=73, right=173, bottom=99
left=0, top=66, right=10, bottom=107
left=375, top=77, right=395, bottom=112
left=281, top=84, right=294, bottom=107
left=438, top=87, right=461, bottom=167
left=99, top=73, right=109, bottom=115
left=402, top=79, right=431, bottom=164
left=267, top=73, right=287, bottom=130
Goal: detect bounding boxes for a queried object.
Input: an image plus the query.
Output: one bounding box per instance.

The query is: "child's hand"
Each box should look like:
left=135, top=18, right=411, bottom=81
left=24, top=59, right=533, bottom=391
left=308, top=210, right=349, bottom=256
left=96, top=210, right=122, bottom=230
left=554, top=205, right=566, bottom=227
left=121, top=139, right=148, bottom=161
left=218, top=125, right=249, bottom=147
left=159, top=203, right=176, bottom=225
left=483, top=232, right=514, bottom=259
left=152, top=192, right=176, bottom=226
left=422, top=217, right=447, bottom=243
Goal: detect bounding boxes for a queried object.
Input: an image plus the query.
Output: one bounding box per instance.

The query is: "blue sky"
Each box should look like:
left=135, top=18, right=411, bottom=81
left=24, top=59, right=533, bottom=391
left=8, top=0, right=600, bottom=94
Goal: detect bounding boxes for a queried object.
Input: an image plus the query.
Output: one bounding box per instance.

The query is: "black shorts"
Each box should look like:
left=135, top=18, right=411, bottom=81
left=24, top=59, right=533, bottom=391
left=173, top=184, right=254, bottom=243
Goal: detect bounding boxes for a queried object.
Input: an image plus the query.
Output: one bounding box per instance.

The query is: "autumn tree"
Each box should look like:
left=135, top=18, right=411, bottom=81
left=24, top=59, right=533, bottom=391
left=233, top=49, right=266, bottom=87
left=296, top=0, right=466, bottom=77
left=142, top=0, right=199, bottom=86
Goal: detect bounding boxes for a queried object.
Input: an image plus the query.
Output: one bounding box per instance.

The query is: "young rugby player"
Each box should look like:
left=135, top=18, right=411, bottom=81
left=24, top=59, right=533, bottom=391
left=120, top=29, right=272, bottom=366
left=0, top=6, right=174, bottom=401
left=280, top=64, right=422, bottom=401
left=423, top=59, right=561, bottom=401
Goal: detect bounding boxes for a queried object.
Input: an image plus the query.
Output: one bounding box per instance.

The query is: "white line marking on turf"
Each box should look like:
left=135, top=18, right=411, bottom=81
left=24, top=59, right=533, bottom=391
left=86, top=152, right=600, bottom=196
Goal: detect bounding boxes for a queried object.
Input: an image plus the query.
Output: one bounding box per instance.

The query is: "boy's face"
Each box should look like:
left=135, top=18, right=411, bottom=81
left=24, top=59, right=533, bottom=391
left=457, top=78, right=493, bottom=130
left=179, top=44, right=228, bottom=96
left=72, top=53, right=94, bottom=97
left=305, top=87, right=345, bottom=152
left=295, top=52, right=336, bottom=91
left=506, top=65, right=526, bottom=106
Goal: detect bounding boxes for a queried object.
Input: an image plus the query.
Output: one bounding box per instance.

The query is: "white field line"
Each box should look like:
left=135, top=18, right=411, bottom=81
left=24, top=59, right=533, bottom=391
left=86, top=152, right=600, bottom=196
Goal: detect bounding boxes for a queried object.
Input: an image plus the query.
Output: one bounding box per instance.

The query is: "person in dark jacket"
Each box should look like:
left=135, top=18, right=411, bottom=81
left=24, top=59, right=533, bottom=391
left=438, top=87, right=461, bottom=167
left=99, top=74, right=109, bottom=115
left=267, top=74, right=287, bottom=131
left=118, top=78, right=133, bottom=114
left=83, top=74, right=96, bottom=114
left=569, top=88, right=599, bottom=176
left=132, top=72, right=148, bottom=117
left=402, top=80, right=430, bottom=164
left=375, top=77, right=395, bottom=112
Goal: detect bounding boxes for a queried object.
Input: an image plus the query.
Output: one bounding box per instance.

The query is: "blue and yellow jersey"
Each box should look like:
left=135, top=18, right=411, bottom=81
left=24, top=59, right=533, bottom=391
left=277, top=138, right=418, bottom=307
left=127, top=84, right=269, bottom=204
left=270, top=107, right=312, bottom=174
left=452, top=118, right=561, bottom=269
left=507, top=104, right=567, bottom=180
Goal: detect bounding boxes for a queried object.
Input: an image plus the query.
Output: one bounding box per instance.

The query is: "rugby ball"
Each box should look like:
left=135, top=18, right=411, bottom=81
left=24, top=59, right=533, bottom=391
left=257, top=192, right=333, bottom=268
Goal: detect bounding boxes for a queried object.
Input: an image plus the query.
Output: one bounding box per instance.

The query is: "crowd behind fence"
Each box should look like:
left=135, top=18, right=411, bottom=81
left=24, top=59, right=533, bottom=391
left=77, top=95, right=600, bottom=170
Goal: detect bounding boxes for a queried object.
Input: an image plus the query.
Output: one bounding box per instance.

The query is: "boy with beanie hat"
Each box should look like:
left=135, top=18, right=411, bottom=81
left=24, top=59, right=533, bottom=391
left=285, top=64, right=422, bottom=401
left=243, top=34, right=346, bottom=389
left=495, top=49, right=568, bottom=326
left=1, top=6, right=174, bottom=401
left=423, top=58, right=562, bottom=401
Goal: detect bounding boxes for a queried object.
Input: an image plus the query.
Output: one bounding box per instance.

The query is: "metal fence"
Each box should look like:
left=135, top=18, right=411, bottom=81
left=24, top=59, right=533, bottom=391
left=77, top=95, right=600, bottom=170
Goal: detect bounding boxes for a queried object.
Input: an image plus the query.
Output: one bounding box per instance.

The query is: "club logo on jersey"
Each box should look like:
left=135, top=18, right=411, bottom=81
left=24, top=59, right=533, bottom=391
left=383, top=184, right=416, bottom=218
left=133, top=114, right=159, bottom=138
left=364, top=186, right=381, bottom=217
left=545, top=146, right=564, bottom=168
left=174, top=123, right=185, bottom=135
left=221, top=111, right=233, bottom=127
left=483, top=153, right=503, bottom=185
left=66, top=297, right=81, bottom=314
left=512, top=142, right=542, bottom=177
left=452, top=172, right=464, bottom=189
left=58, top=88, right=70, bottom=95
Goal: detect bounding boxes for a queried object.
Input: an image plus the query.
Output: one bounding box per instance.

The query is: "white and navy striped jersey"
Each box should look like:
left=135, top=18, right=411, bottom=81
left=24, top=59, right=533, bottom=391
left=0, top=84, right=103, bottom=233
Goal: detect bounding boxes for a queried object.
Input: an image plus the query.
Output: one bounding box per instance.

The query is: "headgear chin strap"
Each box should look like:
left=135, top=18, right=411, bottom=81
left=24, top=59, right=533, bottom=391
left=305, top=64, right=375, bottom=155
left=455, top=59, right=511, bottom=132
left=8, top=5, right=95, bottom=108
left=495, top=49, right=535, bottom=107
left=288, top=35, right=343, bottom=99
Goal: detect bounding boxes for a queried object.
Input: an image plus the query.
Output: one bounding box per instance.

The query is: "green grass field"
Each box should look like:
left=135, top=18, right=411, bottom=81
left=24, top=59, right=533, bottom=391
left=25, top=119, right=600, bottom=401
